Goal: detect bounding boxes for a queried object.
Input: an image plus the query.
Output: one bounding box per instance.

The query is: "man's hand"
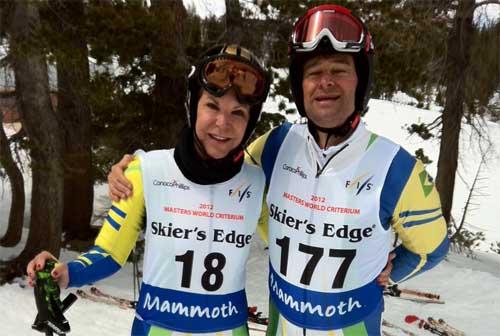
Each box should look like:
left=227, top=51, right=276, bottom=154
left=26, top=251, right=69, bottom=289
left=108, top=154, right=134, bottom=202
left=377, top=252, right=396, bottom=288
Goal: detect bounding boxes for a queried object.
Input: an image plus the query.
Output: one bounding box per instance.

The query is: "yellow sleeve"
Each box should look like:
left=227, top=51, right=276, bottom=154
left=255, top=191, right=269, bottom=245
left=390, top=160, right=449, bottom=282
left=95, top=158, right=145, bottom=265
left=245, top=129, right=273, bottom=166
left=393, top=161, right=447, bottom=253
left=245, top=131, right=274, bottom=244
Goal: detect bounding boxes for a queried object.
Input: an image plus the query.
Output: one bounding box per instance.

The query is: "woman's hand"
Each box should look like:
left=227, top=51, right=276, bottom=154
left=108, top=154, right=134, bottom=202
left=26, top=251, right=69, bottom=289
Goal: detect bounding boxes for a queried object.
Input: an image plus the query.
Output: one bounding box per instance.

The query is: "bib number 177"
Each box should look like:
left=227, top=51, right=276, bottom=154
left=276, top=236, right=356, bottom=288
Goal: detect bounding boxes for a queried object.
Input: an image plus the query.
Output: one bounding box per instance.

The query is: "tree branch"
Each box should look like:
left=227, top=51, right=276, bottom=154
left=451, top=144, right=490, bottom=240
left=427, top=115, right=443, bottom=131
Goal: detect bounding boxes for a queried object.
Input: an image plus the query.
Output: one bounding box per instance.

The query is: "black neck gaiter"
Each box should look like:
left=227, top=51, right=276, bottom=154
left=173, top=127, right=244, bottom=185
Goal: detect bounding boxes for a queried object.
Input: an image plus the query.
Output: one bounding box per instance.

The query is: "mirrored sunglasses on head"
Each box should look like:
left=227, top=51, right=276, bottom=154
left=201, top=58, right=267, bottom=105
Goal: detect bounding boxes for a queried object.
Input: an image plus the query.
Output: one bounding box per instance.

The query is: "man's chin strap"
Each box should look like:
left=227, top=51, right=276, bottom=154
left=307, top=111, right=360, bottom=147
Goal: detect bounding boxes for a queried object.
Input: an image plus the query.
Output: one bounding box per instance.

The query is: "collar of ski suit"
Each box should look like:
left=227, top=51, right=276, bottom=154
left=305, top=121, right=370, bottom=175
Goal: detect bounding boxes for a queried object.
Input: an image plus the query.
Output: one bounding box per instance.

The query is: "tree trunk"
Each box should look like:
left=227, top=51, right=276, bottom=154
left=0, top=115, right=25, bottom=247
left=225, top=0, right=244, bottom=44
left=1, top=1, right=64, bottom=279
left=435, top=0, right=475, bottom=225
left=51, top=0, right=94, bottom=241
left=150, top=0, right=187, bottom=147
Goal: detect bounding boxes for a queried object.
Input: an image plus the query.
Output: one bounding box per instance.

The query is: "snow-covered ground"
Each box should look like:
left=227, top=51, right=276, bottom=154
left=2, top=98, right=500, bottom=335
left=1, top=239, right=500, bottom=335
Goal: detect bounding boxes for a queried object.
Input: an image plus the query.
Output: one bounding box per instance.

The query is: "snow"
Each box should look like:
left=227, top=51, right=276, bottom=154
left=1, top=239, right=500, bottom=335
left=474, top=2, right=500, bottom=27
left=2, top=98, right=500, bottom=335
left=182, top=0, right=225, bottom=18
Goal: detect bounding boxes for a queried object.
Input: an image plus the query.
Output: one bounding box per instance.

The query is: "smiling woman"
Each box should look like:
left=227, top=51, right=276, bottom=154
left=195, top=90, right=250, bottom=160
left=26, top=44, right=271, bottom=336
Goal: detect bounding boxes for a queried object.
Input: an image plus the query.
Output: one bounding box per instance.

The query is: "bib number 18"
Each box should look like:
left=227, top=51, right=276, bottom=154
left=175, top=250, right=226, bottom=291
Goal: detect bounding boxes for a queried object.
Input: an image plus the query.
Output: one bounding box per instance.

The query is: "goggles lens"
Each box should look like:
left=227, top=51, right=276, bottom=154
left=293, top=7, right=367, bottom=51
left=202, top=58, right=266, bottom=102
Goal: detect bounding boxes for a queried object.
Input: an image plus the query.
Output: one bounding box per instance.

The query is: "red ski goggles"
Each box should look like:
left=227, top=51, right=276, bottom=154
left=291, top=5, right=372, bottom=53
left=200, top=57, right=267, bottom=105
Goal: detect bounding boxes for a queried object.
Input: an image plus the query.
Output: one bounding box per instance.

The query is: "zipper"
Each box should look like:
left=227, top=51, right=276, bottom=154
left=315, top=143, right=349, bottom=178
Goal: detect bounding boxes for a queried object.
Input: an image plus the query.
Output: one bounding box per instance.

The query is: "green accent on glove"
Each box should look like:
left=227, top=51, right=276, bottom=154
left=36, top=260, right=62, bottom=315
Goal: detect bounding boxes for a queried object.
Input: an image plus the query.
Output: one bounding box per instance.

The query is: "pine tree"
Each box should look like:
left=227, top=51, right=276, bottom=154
left=2, top=1, right=64, bottom=280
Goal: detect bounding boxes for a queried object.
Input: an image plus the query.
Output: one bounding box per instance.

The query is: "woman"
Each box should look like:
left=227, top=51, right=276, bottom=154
left=26, top=44, right=271, bottom=336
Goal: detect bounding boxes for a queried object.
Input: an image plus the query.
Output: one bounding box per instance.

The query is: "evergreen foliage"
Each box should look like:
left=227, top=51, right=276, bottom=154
left=465, top=21, right=500, bottom=121
left=0, top=1, right=499, bottom=269
left=4, top=0, right=495, bottom=181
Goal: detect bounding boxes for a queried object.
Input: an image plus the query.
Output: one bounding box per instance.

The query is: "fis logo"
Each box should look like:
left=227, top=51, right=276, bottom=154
left=229, top=183, right=252, bottom=202
left=345, top=174, right=374, bottom=195
left=282, top=164, right=308, bottom=179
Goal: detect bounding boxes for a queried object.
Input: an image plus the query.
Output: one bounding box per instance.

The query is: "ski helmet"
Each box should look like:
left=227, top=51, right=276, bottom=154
left=289, top=4, right=374, bottom=118
left=186, top=44, right=270, bottom=146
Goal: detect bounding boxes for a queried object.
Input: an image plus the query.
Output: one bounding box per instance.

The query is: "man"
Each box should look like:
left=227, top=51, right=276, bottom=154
left=244, top=4, right=448, bottom=336
left=108, top=4, right=448, bottom=336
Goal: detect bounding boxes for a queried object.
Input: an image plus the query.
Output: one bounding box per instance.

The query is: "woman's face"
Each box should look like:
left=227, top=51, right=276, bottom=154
left=195, top=90, right=251, bottom=159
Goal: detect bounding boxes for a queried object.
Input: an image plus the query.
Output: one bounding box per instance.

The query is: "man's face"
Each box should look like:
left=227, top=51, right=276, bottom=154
left=302, top=53, right=357, bottom=128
